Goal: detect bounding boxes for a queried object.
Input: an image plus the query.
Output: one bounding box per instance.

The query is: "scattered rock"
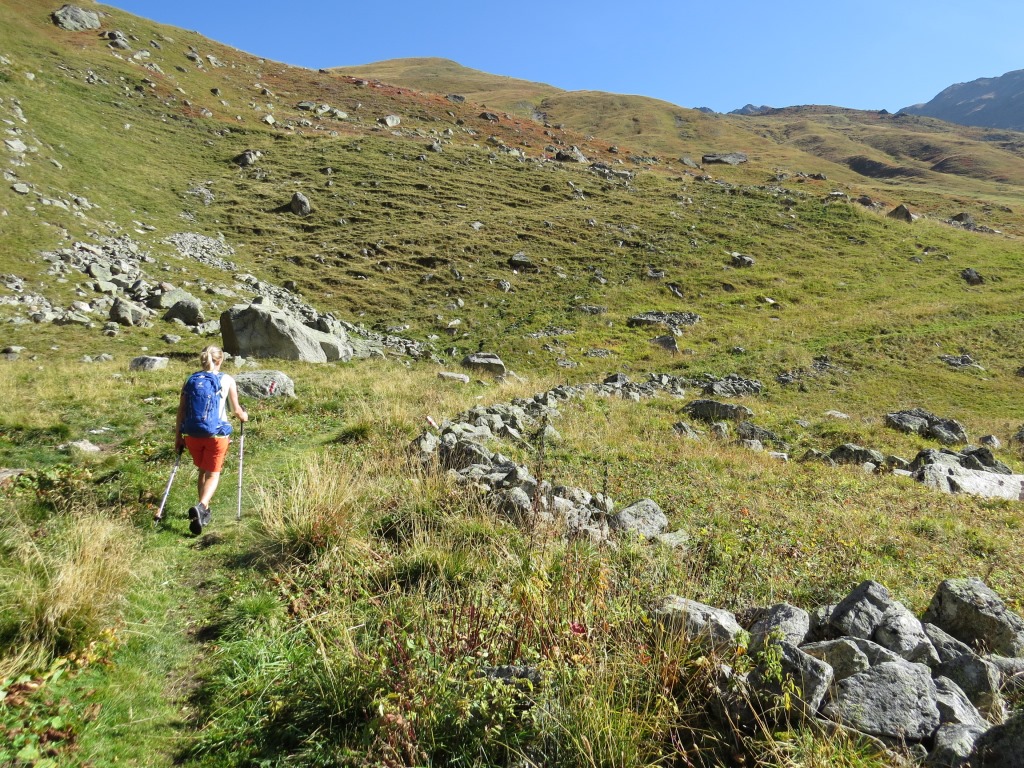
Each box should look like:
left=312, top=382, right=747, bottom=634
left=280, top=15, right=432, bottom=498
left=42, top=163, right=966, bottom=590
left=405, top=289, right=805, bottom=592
left=129, top=355, right=168, bottom=371
left=702, top=152, right=747, bottom=165
left=290, top=192, right=312, bottom=216
left=461, top=352, right=506, bottom=377
left=52, top=4, right=101, bottom=31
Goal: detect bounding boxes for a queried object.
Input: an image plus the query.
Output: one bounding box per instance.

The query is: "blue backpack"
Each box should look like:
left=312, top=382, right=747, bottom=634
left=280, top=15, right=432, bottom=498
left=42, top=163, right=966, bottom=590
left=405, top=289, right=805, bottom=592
left=181, top=371, right=232, bottom=437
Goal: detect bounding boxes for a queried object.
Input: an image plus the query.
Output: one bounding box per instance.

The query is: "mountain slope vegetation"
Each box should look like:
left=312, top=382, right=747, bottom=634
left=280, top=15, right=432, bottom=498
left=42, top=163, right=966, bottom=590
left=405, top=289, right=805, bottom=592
left=2, top=3, right=1024, bottom=766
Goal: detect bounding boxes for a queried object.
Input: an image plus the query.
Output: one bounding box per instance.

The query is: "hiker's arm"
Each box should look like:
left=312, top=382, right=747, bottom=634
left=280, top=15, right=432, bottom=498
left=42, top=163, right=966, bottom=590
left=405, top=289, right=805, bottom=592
left=227, top=379, right=248, bottom=422
left=174, top=388, right=186, bottom=452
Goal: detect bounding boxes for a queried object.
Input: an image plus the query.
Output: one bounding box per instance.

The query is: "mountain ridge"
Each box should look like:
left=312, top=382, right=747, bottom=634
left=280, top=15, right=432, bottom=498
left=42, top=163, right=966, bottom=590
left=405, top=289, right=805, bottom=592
left=899, top=68, right=1024, bottom=130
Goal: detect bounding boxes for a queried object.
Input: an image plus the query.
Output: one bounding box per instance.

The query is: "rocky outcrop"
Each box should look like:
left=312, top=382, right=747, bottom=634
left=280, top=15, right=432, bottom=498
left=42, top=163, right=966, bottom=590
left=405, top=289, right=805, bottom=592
left=52, top=4, right=100, bottom=31
left=220, top=300, right=353, bottom=363
left=886, top=408, right=968, bottom=445
left=653, top=578, right=1024, bottom=763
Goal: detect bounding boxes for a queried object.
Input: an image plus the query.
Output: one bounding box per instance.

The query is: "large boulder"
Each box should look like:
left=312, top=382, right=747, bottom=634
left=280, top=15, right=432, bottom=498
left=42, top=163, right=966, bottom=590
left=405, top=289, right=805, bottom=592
left=923, top=578, right=1024, bottom=658
left=52, top=4, right=100, bottom=31
left=220, top=301, right=353, bottom=363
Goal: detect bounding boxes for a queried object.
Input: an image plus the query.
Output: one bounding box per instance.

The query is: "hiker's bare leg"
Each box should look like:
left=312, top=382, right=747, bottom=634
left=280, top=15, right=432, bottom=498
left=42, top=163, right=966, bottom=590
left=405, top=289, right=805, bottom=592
left=198, top=470, right=221, bottom=508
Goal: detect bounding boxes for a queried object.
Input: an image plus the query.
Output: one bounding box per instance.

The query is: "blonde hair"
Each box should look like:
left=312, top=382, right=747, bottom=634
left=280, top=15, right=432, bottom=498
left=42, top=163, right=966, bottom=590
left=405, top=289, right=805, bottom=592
left=200, top=345, right=224, bottom=371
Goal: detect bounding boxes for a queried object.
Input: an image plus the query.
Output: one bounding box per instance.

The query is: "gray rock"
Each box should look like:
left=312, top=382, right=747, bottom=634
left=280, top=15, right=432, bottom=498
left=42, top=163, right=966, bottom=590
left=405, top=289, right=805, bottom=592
left=290, top=192, right=312, bottom=216
left=703, top=152, right=748, bottom=165
left=438, top=371, right=471, bottom=384
left=933, top=676, right=989, bottom=729
left=495, top=487, right=533, bottom=522
left=655, top=596, right=743, bottom=651
left=986, top=654, right=1024, bottom=693
left=968, top=712, right=1024, bottom=767
left=924, top=623, right=975, bottom=664
left=651, top=334, right=679, bottom=352
left=801, top=639, right=870, bottom=680
left=52, top=4, right=100, bottom=31
left=887, top=408, right=968, bottom=445
left=923, top=577, right=1024, bottom=657
left=822, top=661, right=940, bottom=742
left=961, top=268, right=984, bottom=286
left=935, top=653, right=1003, bottom=719
left=918, top=462, right=1024, bottom=501
left=875, top=603, right=940, bottom=665
left=979, top=434, right=1001, bottom=449
left=829, top=580, right=893, bottom=639
left=847, top=637, right=906, bottom=666
left=221, top=301, right=353, bottom=363
left=750, top=641, right=833, bottom=719
left=62, top=439, right=101, bottom=453
left=888, top=203, right=916, bottom=223
left=234, top=370, right=295, bottom=399
left=683, top=399, right=753, bottom=423
left=163, top=297, right=205, bottom=326
left=408, top=430, right=439, bottom=466
left=146, top=287, right=193, bottom=310
left=461, top=352, right=506, bottom=377
left=829, top=444, right=885, bottom=466
left=928, top=723, right=986, bottom=768
left=109, top=297, right=149, bottom=326
left=747, top=603, right=810, bottom=649
left=129, top=355, right=168, bottom=371
left=609, top=498, right=667, bottom=539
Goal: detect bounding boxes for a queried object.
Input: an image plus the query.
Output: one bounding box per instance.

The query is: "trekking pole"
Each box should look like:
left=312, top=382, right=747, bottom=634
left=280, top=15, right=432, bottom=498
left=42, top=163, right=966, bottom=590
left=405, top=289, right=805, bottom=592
left=156, top=448, right=183, bottom=525
left=236, top=421, right=245, bottom=522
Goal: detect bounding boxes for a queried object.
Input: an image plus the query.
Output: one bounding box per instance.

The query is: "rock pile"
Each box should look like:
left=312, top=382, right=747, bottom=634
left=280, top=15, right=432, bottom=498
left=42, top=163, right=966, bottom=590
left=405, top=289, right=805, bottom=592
left=409, top=375, right=695, bottom=546
left=656, top=577, right=1024, bottom=765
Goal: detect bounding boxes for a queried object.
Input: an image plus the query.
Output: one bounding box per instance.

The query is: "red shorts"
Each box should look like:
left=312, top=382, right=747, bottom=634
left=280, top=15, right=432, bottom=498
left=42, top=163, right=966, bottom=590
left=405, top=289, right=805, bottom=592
left=184, top=436, right=231, bottom=473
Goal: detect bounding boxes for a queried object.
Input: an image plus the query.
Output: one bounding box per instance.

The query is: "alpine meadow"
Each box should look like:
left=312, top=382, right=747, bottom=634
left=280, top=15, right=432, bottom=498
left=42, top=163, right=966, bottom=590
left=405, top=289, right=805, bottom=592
left=3, top=2, right=1024, bottom=767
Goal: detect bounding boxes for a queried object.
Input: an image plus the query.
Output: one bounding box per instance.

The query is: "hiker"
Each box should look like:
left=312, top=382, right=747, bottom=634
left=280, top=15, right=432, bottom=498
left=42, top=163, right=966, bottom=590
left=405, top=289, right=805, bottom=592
left=174, top=345, right=248, bottom=534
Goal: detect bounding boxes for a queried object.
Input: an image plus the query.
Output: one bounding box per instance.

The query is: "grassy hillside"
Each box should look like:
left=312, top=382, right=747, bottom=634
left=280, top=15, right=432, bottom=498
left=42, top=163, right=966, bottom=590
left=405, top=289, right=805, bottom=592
left=2, top=3, right=1024, bottom=767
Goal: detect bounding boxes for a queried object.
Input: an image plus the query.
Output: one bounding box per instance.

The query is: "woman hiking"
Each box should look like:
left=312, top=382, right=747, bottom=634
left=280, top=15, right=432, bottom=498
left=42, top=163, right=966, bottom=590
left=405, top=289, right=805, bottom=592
left=170, top=345, right=248, bottom=534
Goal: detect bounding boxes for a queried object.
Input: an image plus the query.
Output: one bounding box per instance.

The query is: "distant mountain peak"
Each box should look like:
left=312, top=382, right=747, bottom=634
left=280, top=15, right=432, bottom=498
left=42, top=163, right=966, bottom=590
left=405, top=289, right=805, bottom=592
left=729, top=104, right=774, bottom=116
left=899, top=68, right=1024, bottom=130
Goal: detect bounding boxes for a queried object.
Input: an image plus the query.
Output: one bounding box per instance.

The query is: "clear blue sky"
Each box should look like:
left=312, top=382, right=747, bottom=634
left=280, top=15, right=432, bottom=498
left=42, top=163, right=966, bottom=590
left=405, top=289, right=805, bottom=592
left=103, top=0, right=1023, bottom=114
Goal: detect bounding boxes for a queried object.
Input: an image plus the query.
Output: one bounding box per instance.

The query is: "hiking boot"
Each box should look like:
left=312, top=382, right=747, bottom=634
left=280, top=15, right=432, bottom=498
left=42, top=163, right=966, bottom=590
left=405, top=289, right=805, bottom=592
left=188, top=504, right=204, bottom=535
left=199, top=503, right=211, bottom=527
